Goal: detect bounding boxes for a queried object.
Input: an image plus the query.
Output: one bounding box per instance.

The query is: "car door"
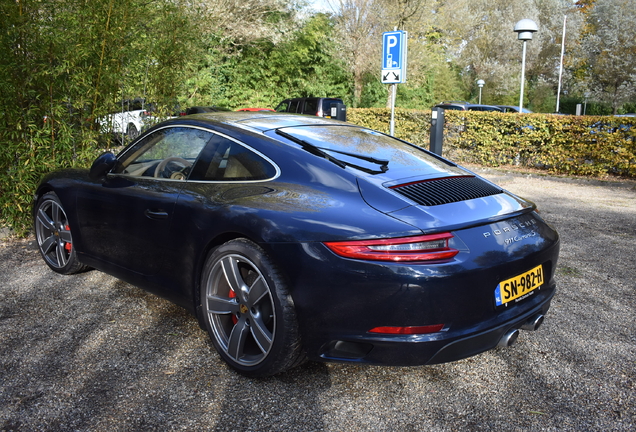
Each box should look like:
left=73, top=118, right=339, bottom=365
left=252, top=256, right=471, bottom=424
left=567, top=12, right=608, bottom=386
left=75, top=126, right=213, bottom=276
left=157, top=132, right=280, bottom=294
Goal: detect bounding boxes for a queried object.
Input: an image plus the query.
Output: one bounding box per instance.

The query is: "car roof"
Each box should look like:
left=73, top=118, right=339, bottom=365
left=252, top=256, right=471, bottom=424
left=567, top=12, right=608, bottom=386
left=162, top=111, right=347, bottom=132
left=466, top=104, right=504, bottom=112
left=495, top=105, right=533, bottom=113
left=434, top=102, right=503, bottom=111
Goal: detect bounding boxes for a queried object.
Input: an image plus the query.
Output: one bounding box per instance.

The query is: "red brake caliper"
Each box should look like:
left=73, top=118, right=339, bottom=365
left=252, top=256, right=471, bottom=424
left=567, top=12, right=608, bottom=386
left=64, top=225, right=72, bottom=252
left=228, top=289, right=238, bottom=324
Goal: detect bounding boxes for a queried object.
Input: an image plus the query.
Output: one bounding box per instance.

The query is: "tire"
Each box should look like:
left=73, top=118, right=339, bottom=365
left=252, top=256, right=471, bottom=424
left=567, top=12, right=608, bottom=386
left=199, top=239, right=305, bottom=377
left=126, top=123, right=139, bottom=141
left=34, top=192, right=89, bottom=275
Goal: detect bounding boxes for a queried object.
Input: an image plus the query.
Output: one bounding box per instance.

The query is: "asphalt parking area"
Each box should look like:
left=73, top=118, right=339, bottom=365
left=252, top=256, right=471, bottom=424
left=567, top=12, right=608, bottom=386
left=1, top=169, right=634, bottom=431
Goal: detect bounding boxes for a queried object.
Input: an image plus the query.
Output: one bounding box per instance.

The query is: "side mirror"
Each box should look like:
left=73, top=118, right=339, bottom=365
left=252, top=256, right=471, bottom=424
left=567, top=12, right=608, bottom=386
left=89, top=152, right=117, bottom=181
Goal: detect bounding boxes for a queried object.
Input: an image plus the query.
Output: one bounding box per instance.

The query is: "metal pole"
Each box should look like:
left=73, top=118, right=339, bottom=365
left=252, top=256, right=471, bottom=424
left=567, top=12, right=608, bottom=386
left=479, top=87, right=483, bottom=104
left=390, top=83, right=397, bottom=136
left=519, top=40, right=527, bottom=113
left=555, top=15, right=567, bottom=113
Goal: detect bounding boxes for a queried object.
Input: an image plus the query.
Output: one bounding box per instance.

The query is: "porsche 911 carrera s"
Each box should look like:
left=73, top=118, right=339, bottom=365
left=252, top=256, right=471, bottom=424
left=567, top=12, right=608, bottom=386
left=33, top=112, right=559, bottom=377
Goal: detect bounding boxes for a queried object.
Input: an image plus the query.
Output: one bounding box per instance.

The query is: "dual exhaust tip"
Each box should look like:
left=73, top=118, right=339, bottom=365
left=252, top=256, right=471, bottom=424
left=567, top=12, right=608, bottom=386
left=497, top=314, right=544, bottom=348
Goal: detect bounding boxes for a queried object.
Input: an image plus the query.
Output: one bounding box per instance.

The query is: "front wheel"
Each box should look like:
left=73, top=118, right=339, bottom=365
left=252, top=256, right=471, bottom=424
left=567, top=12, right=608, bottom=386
left=199, top=239, right=304, bottom=377
left=34, top=192, right=89, bottom=274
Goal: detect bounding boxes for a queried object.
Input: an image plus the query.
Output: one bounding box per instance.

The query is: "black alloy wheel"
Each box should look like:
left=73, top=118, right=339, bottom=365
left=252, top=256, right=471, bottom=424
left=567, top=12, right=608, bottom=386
left=199, top=239, right=305, bottom=377
left=34, top=192, right=89, bottom=274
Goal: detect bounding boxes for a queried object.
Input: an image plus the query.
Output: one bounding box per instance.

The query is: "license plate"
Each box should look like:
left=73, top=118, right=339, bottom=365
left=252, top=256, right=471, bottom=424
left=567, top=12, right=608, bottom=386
left=495, top=264, right=544, bottom=306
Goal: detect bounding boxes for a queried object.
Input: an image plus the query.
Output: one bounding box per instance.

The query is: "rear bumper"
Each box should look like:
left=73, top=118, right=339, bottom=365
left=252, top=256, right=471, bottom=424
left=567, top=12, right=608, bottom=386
left=315, top=292, right=553, bottom=366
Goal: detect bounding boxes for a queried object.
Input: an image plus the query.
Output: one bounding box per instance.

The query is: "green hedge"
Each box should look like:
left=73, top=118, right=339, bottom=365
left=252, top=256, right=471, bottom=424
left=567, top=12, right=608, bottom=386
left=348, top=108, right=636, bottom=178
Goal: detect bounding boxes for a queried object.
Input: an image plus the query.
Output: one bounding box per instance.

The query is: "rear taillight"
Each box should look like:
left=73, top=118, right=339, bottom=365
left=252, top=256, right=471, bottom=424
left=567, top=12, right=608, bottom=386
left=323, top=233, right=458, bottom=262
left=369, top=324, right=445, bottom=335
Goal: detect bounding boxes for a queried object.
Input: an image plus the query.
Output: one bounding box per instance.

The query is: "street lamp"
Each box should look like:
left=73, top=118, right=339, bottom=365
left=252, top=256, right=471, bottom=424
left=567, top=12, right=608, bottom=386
left=514, top=19, right=538, bottom=113
left=477, top=79, right=485, bottom=104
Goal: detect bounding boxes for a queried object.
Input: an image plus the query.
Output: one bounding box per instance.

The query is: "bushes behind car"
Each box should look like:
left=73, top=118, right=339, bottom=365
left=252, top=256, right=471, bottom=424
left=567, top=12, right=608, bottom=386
left=348, top=108, right=636, bottom=178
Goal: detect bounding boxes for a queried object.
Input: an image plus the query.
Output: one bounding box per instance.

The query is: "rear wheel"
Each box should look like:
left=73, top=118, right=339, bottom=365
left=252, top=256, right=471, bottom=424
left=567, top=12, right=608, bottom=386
left=126, top=123, right=139, bottom=140
left=199, top=239, right=304, bottom=377
left=34, top=192, right=89, bottom=274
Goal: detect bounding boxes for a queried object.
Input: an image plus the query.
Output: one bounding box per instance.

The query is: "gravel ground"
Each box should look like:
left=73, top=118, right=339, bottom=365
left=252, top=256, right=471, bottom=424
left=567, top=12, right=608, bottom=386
left=1, top=169, right=635, bottom=432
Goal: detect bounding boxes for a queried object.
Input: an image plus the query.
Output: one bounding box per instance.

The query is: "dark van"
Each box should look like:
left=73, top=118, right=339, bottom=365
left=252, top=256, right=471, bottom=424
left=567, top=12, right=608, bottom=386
left=275, top=97, right=346, bottom=121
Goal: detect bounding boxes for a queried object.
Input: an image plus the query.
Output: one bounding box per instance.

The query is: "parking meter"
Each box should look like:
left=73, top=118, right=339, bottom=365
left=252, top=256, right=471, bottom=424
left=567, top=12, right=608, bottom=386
left=430, top=107, right=444, bottom=156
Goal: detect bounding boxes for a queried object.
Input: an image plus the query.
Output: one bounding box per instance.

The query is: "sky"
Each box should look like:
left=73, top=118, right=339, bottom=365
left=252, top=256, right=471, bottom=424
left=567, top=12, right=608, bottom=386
left=307, top=0, right=335, bottom=13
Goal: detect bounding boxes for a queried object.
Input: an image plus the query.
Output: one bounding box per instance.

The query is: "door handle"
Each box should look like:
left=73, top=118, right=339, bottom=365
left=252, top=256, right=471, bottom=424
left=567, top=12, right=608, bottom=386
left=144, top=209, right=169, bottom=219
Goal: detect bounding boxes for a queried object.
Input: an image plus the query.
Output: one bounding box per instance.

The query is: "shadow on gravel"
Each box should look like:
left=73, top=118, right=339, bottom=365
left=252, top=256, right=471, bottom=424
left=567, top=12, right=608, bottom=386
left=211, top=362, right=331, bottom=431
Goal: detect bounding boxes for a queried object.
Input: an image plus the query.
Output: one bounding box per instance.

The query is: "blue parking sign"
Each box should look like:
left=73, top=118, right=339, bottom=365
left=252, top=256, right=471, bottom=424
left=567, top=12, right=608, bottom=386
left=382, top=31, right=407, bottom=83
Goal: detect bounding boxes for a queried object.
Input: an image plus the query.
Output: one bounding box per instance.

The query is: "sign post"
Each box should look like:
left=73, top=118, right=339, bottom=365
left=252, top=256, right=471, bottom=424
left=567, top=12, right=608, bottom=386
left=381, top=30, right=408, bottom=136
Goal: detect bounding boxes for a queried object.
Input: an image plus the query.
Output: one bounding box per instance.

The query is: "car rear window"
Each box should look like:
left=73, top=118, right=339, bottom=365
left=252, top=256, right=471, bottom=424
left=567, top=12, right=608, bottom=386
left=277, top=125, right=459, bottom=178
left=320, top=99, right=342, bottom=112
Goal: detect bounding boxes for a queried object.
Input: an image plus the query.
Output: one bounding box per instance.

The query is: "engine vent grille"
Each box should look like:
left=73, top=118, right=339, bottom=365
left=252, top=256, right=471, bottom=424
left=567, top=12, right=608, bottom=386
left=390, top=176, right=503, bottom=206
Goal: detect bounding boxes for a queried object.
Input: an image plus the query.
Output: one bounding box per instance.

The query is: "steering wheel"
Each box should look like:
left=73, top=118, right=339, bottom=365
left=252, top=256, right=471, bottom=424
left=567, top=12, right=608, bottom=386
left=154, top=157, right=192, bottom=179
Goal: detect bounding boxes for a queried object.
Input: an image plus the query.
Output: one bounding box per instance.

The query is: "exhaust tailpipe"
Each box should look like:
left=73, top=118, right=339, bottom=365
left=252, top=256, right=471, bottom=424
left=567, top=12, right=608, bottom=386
left=521, top=314, right=544, bottom=331
left=497, top=328, right=520, bottom=348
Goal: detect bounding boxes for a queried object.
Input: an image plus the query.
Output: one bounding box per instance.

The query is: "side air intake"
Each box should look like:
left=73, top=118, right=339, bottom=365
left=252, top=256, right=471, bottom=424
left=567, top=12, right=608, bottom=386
left=390, top=176, right=503, bottom=206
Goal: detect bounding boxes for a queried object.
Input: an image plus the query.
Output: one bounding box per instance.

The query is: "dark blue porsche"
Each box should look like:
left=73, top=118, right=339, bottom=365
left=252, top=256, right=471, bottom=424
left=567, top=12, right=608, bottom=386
left=33, top=112, right=559, bottom=377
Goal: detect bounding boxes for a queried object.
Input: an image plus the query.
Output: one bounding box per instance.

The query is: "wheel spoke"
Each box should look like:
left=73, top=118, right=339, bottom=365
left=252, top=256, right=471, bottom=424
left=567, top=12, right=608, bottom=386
left=51, top=202, right=63, bottom=226
left=250, top=315, right=273, bottom=354
left=220, top=256, right=247, bottom=300
left=207, top=294, right=239, bottom=315
left=39, top=234, right=57, bottom=255
left=56, top=241, right=68, bottom=266
left=247, top=276, right=268, bottom=306
left=227, top=316, right=250, bottom=360
left=37, top=208, right=55, bottom=232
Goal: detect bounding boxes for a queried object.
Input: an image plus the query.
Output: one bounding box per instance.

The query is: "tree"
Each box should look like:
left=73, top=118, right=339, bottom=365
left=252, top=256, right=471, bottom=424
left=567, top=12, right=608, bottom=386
left=576, top=0, right=636, bottom=114
left=436, top=0, right=579, bottom=110
left=330, top=0, right=383, bottom=107
left=213, top=13, right=351, bottom=108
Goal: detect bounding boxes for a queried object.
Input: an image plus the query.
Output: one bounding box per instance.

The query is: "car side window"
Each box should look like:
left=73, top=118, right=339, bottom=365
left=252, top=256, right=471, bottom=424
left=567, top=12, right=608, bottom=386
left=114, top=127, right=212, bottom=180
left=302, top=99, right=318, bottom=115
left=275, top=100, right=290, bottom=112
left=289, top=99, right=301, bottom=113
left=189, top=134, right=277, bottom=181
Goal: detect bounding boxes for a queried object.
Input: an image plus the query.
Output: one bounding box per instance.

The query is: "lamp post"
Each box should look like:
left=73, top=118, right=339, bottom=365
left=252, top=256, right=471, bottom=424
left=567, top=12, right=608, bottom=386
left=514, top=19, right=538, bottom=113
left=477, top=79, right=485, bottom=104
left=555, top=15, right=567, bottom=113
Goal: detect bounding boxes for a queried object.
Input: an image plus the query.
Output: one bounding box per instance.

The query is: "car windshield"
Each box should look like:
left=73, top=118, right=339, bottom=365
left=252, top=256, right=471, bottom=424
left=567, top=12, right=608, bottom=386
left=276, top=125, right=459, bottom=179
